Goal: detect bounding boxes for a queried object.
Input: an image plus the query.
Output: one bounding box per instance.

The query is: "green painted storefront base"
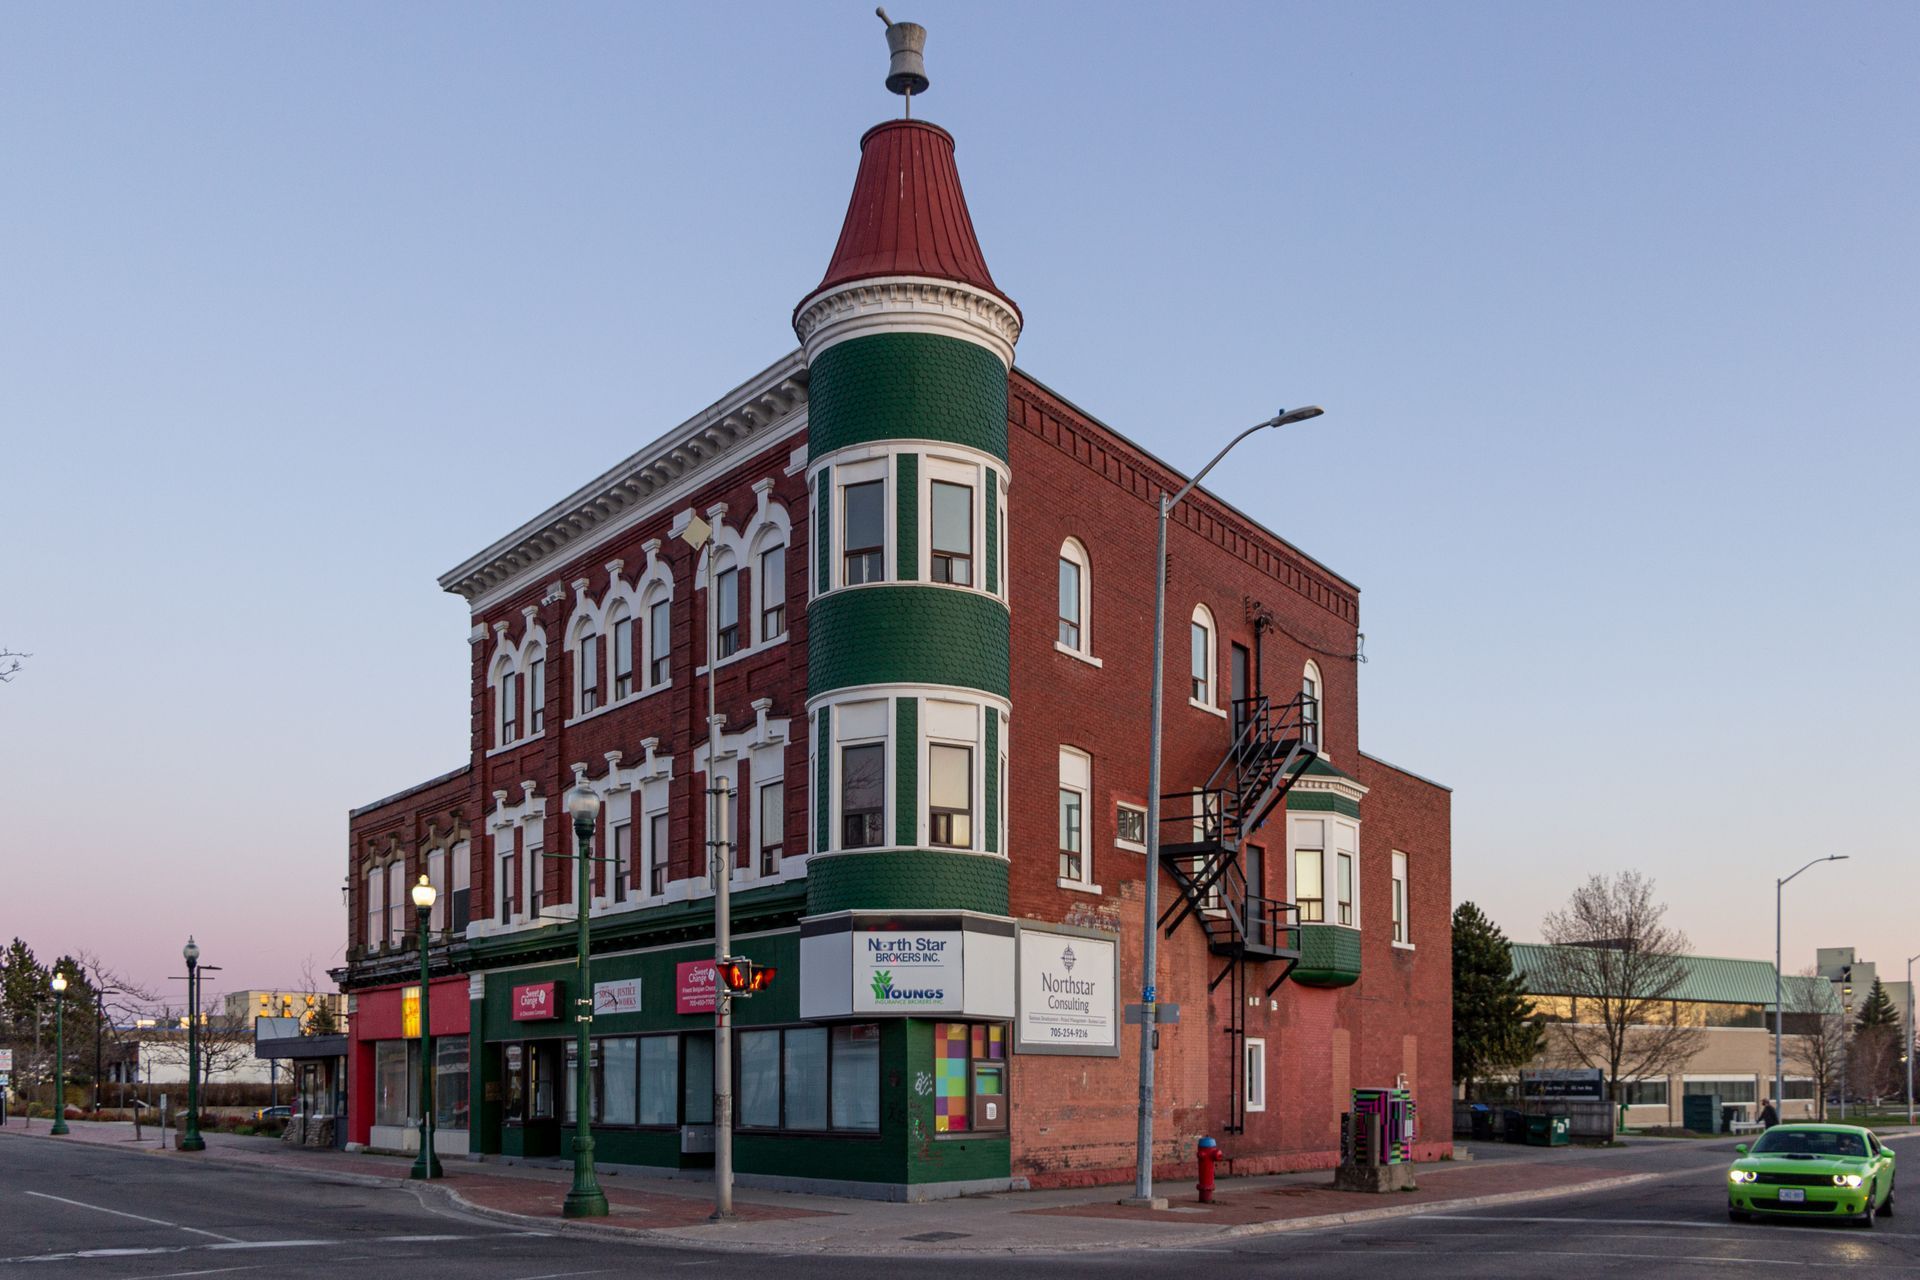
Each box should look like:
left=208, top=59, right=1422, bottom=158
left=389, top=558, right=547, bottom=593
left=1293, top=923, right=1363, bottom=986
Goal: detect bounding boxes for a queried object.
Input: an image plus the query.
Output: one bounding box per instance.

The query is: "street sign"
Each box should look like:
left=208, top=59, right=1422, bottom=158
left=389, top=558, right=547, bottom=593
left=1123, top=1003, right=1180, bottom=1025
left=0, top=1048, right=12, bottom=1072
left=1520, top=1067, right=1606, bottom=1101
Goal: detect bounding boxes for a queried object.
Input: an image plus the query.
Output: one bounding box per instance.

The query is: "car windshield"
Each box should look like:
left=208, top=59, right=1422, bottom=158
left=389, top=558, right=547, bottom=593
left=1751, top=1130, right=1868, bottom=1158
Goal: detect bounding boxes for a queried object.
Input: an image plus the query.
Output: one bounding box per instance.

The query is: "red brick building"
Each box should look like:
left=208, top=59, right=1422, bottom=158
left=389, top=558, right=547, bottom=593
left=341, top=61, right=1450, bottom=1196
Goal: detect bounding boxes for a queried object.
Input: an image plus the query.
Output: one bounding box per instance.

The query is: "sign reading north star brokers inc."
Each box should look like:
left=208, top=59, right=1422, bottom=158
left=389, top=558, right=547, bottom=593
left=1016, top=928, right=1118, bottom=1056
left=853, top=930, right=962, bottom=1012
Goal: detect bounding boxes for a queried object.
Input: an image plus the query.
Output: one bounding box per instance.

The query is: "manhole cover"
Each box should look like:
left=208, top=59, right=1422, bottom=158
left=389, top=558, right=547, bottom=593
left=902, top=1231, right=971, bottom=1242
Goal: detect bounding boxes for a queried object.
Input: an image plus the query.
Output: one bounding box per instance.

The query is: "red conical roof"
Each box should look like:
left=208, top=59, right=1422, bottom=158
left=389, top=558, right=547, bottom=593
left=797, top=118, right=1018, bottom=321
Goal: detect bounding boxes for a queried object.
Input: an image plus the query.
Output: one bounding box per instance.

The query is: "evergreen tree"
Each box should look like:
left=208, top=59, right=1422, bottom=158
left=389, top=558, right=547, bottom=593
left=1, top=937, right=48, bottom=1034
left=1453, top=901, right=1544, bottom=1101
left=1857, top=976, right=1900, bottom=1030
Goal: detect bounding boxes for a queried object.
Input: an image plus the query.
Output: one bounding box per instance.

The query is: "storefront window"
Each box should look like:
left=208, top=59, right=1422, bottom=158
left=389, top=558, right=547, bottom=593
left=830, top=1024, right=881, bottom=1131
left=375, top=1040, right=413, bottom=1127
left=602, top=1037, right=637, bottom=1126
left=503, top=1044, right=526, bottom=1122
left=639, top=1035, right=678, bottom=1126
left=435, top=1038, right=470, bottom=1130
left=783, top=1028, right=829, bottom=1129
left=683, top=1033, right=714, bottom=1125
left=739, top=1030, right=781, bottom=1128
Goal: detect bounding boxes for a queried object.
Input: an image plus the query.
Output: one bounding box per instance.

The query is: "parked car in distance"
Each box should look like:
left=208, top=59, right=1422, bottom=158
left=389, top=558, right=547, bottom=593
left=251, top=1105, right=291, bottom=1121
left=1727, top=1124, right=1895, bottom=1227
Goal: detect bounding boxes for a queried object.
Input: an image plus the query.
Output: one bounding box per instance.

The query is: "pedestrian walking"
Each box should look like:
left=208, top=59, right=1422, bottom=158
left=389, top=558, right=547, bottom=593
left=1758, top=1098, right=1779, bottom=1129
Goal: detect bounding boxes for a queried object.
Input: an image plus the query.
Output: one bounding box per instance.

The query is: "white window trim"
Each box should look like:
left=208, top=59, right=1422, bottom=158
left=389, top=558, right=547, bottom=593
left=1289, top=813, right=1361, bottom=930
left=1189, top=604, right=1222, bottom=715
left=833, top=456, right=893, bottom=593
left=1055, top=537, right=1099, bottom=666
left=1057, top=745, right=1097, bottom=892
left=1303, top=659, right=1326, bottom=756
left=921, top=700, right=984, bottom=853
left=1245, top=1037, right=1267, bottom=1112
left=1114, top=801, right=1148, bottom=854
left=1391, top=850, right=1412, bottom=949
left=920, top=454, right=988, bottom=596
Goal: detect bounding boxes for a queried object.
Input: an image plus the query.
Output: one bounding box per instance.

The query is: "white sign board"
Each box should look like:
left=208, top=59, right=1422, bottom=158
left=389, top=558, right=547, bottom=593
left=593, top=977, right=642, bottom=1015
left=0, top=1048, right=12, bottom=1072
left=1017, top=928, right=1119, bottom=1056
left=853, top=930, right=962, bottom=1013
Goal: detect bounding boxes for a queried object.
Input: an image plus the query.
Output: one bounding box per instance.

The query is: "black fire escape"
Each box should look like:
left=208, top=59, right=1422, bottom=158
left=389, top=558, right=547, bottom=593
left=1159, top=692, right=1318, bottom=1133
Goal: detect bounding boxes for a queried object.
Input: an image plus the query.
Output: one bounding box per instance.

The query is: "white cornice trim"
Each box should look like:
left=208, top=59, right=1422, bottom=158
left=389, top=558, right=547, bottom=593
left=1292, top=774, right=1371, bottom=804
left=795, top=276, right=1021, bottom=368
left=440, top=351, right=811, bottom=607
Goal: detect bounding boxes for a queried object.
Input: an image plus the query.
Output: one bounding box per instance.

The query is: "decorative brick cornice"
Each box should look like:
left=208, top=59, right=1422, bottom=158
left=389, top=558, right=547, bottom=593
left=1010, top=371, right=1360, bottom=625
left=439, top=352, right=810, bottom=605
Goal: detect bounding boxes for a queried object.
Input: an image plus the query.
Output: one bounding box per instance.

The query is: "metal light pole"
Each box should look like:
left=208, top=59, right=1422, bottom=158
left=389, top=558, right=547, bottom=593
left=1906, top=953, right=1919, bottom=1126
left=1130, top=405, right=1325, bottom=1207
left=180, top=938, right=205, bottom=1151
left=678, top=512, right=736, bottom=1221
left=1774, top=856, right=1845, bottom=1122
left=562, top=783, right=609, bottom=1218
left=50, top=972, right=69, bottom=1135
left=410, top=875, right=444, bottom=1180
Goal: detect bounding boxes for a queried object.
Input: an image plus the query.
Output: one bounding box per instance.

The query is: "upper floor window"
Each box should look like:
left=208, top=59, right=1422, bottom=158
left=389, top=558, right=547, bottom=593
left=1190, top=604, right=1217, bottom=707
left=1057, top=538, right=1091, bottom=654
left=611, top=821, right=632, bottom=904
left=612, top=611, right=634, bottom=699
left=648, top=811, right=669, bottom=895
left=528, top=657, right=545, bottom=733
left=500, top=670, right=519, bottom=743
left=1295, top=845, right=1324, bottom=922
left=1391, top=851, right=1409, bottom=944
left=1302, top=660, right=1322, bottom=748
left=498, top=843, right=520, bottom=923
left=1115, top=802, right=1147, bottom=851
left=426, top=847, right=446, bottom=932
left=648, top=598, right=671, bottom=686
left=930, top=481, right=973, bottom=585
left=449, top=840, right=471, bottom=932
left=759, top=544, right=786, bottom=641
left=759, top=781, right=784, bottom=875
left=843, top=480, right=885, bottom=585
left=1336, top=850, right=1354, bottom=927
left=928, top=744, right=972, bottom=847
left=841, top=742, right=885, bottom=849
left=386, top=861, right=407, bottom=945
left=364, top=864, right=383, bottom=948
left=579, top=628, right=601, bottom=714
left=1059, top=748, right=1090, bottom=885
left=715, top=565, right=741, bottom=659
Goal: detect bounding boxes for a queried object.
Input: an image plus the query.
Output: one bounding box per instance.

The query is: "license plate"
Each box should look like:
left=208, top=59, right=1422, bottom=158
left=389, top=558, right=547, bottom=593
left=1778, top=1188, right=1806, bottom=1203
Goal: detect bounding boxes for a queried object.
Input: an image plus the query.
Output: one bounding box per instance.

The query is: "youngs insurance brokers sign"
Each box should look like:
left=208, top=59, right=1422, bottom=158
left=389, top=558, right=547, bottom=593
left=855, top=931, right=961, bottom=1012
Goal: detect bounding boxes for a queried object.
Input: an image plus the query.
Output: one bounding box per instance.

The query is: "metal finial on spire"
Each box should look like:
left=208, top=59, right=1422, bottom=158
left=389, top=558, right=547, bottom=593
left=876, top=8, right=928, bottom=116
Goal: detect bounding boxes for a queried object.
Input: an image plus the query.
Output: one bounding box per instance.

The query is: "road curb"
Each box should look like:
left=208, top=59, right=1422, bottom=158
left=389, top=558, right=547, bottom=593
left=1215, top=1171, right=1667, bottom=1241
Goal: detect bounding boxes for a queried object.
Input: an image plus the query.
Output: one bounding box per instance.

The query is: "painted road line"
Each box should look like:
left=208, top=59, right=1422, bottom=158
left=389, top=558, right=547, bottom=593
left=143, top=1268, right=262, bottom=1279
left=0, top=1229, right=549, bottom=1266
left=1419, top=1214, right=1725, bottom=1229
left=22, top=1190, right=241, bottom=1242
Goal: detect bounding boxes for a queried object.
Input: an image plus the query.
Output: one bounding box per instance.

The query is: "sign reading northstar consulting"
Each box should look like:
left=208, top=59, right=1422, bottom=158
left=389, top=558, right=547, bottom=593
left=1016, top=927, right=1118, bottom=1056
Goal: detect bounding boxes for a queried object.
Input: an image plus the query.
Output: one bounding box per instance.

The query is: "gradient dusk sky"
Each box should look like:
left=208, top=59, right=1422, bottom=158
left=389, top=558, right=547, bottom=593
left=2, top=3, right=1914, bottom=1002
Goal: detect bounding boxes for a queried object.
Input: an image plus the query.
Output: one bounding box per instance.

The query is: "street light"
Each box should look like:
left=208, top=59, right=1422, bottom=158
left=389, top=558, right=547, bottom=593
left=50, top=972, right=69, bottom=1136
left=677, top=511, right=736, bottom=1221
left=181, top=937, right=204, bottom=1152
left=409, top=875, right=443, bottom=1180
left=1774, top=856, right=1845, bottom=1122
left=1129, top=405, right=1326, bottom=1208
left=561, top=781, right=609, bottom=1218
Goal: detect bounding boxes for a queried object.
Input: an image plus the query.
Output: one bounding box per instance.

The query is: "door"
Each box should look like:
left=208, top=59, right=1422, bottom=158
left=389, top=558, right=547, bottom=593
left=1243, top=843, right=1266, bottom=946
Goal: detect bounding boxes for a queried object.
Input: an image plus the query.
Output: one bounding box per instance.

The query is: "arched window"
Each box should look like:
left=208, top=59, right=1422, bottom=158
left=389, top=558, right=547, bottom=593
left=1302, top=660, right=1323, bottom=748
left=364, top=862, right=383, bottom=948
left=573, top=618, right=602, bottom=716
left=1057, top=538, right=1092, bottom=657
left=608, top=603, right=635, bottom=701
left=754, top=533, right=788, bottom=643
left=491, top=653, right=519, bottom=747
left=644, top=588, right=671, bottom=687
left=1189, top=604, right=1217, bottom=708
left=713, top=554, right=741, bottom=659
left=525, top=641, right=546, bottom=734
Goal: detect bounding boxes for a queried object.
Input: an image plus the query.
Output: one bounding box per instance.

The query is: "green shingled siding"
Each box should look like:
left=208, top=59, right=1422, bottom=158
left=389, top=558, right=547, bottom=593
left=895, top=453, right=919, bottom=581
left=807, top=332, right=1008, bottom=462
left=1289, top=791, right=1362, bottom=819
left=984, top=467, right=998, bottom=594
left=815, top=467, right=832, bottom=596
left=895, top=697, right=918, bottom=846
left=984, top=710, right=999, bottom=855
left=1293, top=923, right=1362, bottom=987
left=806, top=849, right=1009, bottom=915
left=808, top=587, right=1010, bottom=700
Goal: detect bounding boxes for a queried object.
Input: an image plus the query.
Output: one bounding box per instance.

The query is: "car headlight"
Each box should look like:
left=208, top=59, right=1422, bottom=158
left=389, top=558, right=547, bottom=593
left=1729, top=1169, right=1757, bottom=1183
left=1834, top=1174, right=1864, bottom=1188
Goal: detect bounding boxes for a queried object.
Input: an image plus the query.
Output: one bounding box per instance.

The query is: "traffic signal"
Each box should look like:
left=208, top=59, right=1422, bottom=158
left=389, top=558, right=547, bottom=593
left=716, top=957, right=778, bottom=997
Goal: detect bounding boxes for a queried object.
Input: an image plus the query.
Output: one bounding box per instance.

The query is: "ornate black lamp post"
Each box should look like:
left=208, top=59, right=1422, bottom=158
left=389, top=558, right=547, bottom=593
left=561, top=782, right=609, bottom=1218
left=181, top=938, right=205, bottom=1152
left=49, top=971, right=69, bottom=1136
left=410, top=874, right=444, bottom=1180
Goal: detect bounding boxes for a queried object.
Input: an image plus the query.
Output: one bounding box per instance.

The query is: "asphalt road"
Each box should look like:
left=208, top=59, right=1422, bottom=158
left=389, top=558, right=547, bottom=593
left=3, top=1131, right=1916, bottom=1278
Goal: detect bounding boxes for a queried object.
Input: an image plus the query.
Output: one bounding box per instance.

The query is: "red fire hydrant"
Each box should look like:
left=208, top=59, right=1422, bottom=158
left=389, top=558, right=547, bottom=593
left=1197, top=1135, right=1223, bottom=1203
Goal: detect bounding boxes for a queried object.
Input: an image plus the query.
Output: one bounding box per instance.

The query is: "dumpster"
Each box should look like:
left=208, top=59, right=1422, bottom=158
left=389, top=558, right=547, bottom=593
left=1524, top=1114, right=1571, bottom=1147
left=1503, top=1109, right=1527, bottom=1143
left=1470, top=1104, right=1494, bottom=1141
left=1682, top=1093, right=1721, bottom=1135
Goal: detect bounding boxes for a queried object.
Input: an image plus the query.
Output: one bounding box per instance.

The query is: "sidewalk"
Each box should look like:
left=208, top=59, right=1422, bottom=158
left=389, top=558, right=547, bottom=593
left=0, top=1117, right=1674, bottom=1255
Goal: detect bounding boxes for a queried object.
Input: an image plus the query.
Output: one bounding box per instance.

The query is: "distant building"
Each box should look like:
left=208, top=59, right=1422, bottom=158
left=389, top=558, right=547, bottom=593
left=1512, top=945, right=1841, bottom=1124
left=1816, top=947, right=1911, bottom=1041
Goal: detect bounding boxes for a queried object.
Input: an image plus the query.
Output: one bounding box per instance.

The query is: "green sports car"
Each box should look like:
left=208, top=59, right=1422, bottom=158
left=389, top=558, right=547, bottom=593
left=1727, top=1124, right=1895, bottom=1226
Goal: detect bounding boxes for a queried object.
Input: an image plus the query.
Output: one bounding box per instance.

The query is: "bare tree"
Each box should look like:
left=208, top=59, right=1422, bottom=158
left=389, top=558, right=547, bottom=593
left=0, top=649, right=26, bottom=683
left=1533, top=871, right=1707, bottom=1106
left=1784, top=971, right=1848, bottom=1120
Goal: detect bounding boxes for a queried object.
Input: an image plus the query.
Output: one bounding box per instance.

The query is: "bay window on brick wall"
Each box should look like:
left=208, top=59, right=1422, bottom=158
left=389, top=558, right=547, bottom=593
left=1290, top=813, right=1361, bottom=930
left=929, top=479, right=974, bottom=585
left=842, top=476, right=886, bottom=586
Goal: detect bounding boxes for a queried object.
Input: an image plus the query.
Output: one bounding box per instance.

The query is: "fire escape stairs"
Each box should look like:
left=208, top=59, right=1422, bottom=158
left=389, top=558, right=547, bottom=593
left=1156, top=693, right=1318, bottom=1135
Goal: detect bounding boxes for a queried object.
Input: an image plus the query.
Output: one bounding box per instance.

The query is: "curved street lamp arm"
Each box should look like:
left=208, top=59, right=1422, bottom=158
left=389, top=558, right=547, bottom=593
left=1166, top=407, right=1324, bottom=512
left=1778, top=853, right=1846, bottom=889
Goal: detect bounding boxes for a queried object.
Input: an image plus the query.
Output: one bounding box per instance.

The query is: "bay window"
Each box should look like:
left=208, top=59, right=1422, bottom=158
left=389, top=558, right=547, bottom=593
left=930, top=481, right=973, bottom=585
left=928, top=743, right=972, bottom=847
left=1295, top=846, right=1324, bottom=922
left=841, top=742, right=885, bottom=849
left=843, top=480, right=885, bottom=585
